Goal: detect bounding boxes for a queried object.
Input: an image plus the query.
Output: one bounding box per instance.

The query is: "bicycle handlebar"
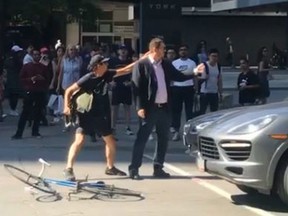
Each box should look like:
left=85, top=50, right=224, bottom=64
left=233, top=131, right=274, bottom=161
left=39, top=158, right=51, bottom=167
left=38, top=158, right=51, bottom=177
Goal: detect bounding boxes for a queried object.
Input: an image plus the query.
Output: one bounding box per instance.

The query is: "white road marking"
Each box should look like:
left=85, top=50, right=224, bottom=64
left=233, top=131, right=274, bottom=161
left=144, top=154, right=276, bottom=216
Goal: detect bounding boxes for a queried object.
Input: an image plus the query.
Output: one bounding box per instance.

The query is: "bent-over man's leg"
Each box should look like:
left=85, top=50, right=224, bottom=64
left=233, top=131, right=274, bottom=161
left=66, top=132, right=85, bottom=168
left=64, top=131, right=85, bottom=181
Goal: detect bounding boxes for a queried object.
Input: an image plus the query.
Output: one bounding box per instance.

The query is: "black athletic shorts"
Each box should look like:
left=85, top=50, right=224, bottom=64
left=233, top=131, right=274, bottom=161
left=76, top=112, right=112, bottom=137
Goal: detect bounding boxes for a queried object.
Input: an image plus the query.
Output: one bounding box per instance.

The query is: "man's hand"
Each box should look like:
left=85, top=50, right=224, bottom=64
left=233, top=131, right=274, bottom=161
left=194, top=64, right=205, bottom=75
left=137, top=109, right=145, bottom=119
left=63, top=106, right=71, bottom=116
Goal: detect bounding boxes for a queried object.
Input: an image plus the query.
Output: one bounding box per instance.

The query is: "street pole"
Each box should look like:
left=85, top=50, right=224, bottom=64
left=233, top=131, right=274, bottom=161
left=78, top=8, right=84, bottom=46
left=139, top=0, right=143, bottom=54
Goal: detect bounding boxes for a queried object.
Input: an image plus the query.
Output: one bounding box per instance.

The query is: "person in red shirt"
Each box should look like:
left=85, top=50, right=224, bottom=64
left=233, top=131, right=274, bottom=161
left=11, top=49, right=50, bottom=139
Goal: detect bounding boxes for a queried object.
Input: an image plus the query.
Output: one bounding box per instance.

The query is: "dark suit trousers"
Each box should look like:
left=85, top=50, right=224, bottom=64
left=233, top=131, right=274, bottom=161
left=129, top=105, right=171, bottom=171
left=171, top=86, right=195, bottom=131
left=199, top=93, right=219, bottom=115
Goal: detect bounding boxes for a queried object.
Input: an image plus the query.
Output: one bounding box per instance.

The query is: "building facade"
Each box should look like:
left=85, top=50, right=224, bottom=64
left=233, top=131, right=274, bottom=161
left=66, top=0, right=139, bottom=51
left=211, top=0, right=288, bottom=11
left=66, top=0, right=288, bottom=66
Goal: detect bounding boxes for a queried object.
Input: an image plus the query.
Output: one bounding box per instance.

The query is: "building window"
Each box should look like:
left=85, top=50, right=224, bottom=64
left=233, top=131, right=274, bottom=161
left=97, top=11, right=113, bottom=20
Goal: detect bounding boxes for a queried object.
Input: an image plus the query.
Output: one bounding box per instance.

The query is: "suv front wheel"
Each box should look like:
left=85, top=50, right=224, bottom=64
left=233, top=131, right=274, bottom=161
left=276, top=158, right=288, bottom=205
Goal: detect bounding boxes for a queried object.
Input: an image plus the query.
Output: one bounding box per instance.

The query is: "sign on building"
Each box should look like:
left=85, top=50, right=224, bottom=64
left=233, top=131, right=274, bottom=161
left=142, top=0, right=181, bottom=19
left=114, top=25, right=135, bottom=34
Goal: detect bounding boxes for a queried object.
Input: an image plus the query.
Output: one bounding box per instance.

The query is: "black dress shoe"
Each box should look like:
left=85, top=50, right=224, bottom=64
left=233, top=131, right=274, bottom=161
left=153, top=169, right=171, bottom=178
left=32, top=133, right=42, bottom=139
left=11, top=134, right=22, bottom=140
left=129, top=169, right=143, bottom=180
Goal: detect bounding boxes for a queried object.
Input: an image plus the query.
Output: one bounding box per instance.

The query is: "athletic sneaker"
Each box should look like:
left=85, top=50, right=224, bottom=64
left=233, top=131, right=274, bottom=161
left=11, top=134, right=22, bottom=140
left=105, top=167, right=127, bottom=176
left=170, top=127, right=176, bottom=133
left=9, top=110, right=19, bottom=117
left=172, top=131, right=180, bottom=141
left=32, top=133, right=42, bottom=139
left=63, top=168, right=76, bottom=181
left=126, top=127, right=134, bottom=135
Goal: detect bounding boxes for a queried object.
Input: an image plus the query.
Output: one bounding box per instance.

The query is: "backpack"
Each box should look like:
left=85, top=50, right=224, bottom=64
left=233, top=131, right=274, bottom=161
left=197, top=62, right=221, bottom=93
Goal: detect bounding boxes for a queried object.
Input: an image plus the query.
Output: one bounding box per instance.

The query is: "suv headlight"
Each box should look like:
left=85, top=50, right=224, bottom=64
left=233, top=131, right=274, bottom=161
left=228, top=115, right=277, bottom=135
left=183, top=113, right=225, bottom=135
left=183, top=124, right=191, bottom=135
left=195, top=121, right=214, bottom=131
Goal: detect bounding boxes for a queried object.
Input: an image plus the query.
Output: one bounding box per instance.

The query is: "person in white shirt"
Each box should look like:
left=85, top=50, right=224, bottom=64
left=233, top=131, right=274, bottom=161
left=171, top=45, right=197, bottom=141
left=194, top=48, right=223, bottom=114
left=23, top=45, right=34, bottom=65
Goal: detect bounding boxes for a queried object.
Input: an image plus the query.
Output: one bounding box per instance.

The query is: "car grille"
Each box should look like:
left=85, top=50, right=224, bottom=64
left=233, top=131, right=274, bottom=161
left=220, top=141, right=251, bottom=161
left=199, top=137, right=219, bottom=159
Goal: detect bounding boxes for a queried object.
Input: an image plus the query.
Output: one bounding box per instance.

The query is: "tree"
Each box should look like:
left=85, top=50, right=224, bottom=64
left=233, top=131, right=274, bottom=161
left=6, top=0, right=101, bottom=25
left=4, top=0, right=102, bottom=46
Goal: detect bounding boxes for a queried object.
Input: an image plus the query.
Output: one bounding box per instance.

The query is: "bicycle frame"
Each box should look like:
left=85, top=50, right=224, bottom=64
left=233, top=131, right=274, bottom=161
left=4, top=158, right=144, bottom=201
left=37, top=158, right=105, bottom=190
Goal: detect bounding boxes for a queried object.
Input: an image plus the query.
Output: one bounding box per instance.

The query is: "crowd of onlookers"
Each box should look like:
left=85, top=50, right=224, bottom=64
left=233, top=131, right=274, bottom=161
left=0, top=41, right=140, bottom=140
left=0, top=39, right=274, bottom=142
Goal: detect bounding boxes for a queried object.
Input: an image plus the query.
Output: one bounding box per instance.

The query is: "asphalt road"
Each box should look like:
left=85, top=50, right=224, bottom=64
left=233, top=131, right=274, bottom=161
left=1, top=70, right=288, bottom=216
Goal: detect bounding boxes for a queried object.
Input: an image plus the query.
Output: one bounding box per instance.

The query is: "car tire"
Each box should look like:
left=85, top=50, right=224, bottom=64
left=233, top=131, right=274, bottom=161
left=276, top=158, right=288, bottom=205
left=236, top=185, right=258, bottom=194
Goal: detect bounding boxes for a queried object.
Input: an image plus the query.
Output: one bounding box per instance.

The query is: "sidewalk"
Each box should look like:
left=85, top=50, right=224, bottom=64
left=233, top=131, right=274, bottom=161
left=0, top=101, right=187, bottom=154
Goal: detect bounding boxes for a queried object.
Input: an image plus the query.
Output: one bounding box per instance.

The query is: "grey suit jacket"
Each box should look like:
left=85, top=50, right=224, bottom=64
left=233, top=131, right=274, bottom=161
left=132, top=57, right=194, bottom=113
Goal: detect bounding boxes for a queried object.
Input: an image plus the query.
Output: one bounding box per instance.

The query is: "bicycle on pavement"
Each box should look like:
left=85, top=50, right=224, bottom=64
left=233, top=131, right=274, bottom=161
left=4, top=158, right=144, bottom=201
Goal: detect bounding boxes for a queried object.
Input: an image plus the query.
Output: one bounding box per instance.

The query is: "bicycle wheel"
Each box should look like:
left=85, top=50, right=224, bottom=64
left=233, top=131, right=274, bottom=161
left=4, top=164, right=56, bottom=194
left=82, top=184, right=144, bottom=201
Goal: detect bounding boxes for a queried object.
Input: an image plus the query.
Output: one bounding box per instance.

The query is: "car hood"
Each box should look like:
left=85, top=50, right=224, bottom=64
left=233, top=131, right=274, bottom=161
left=204, top=101, right=288, bottom=132
left=186, top=106, right=245, bottom=125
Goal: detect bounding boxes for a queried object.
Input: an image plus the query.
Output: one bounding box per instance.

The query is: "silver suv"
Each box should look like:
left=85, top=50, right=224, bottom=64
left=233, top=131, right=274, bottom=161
left=183, top=102, right=288, bottom=205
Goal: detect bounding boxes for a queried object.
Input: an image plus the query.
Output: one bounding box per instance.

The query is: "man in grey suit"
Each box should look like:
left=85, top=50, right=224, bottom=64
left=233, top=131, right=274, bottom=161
left=128, top=38, right=195, bottom=180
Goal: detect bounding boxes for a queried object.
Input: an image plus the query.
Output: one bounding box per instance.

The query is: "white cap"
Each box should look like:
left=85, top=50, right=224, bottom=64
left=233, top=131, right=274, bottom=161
left=55, top=39, right=62, bottom=50
left=11, top=45, right=23, bottom=52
